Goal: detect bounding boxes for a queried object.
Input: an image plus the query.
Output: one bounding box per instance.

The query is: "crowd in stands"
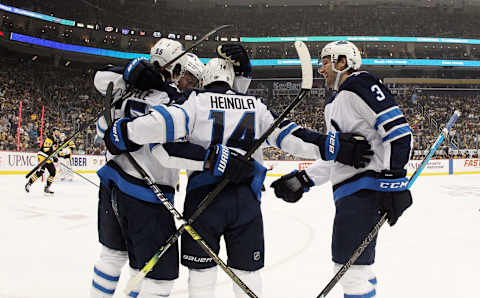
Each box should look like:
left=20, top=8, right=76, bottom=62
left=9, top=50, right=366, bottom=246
left=0, top=58, right=479, bottom=161
left=0, top=57, right=105, bottom=155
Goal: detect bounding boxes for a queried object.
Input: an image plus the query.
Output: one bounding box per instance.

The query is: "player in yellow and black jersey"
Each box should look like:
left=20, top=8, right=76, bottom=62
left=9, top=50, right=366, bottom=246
left=25, top=127, right=61, bottom=195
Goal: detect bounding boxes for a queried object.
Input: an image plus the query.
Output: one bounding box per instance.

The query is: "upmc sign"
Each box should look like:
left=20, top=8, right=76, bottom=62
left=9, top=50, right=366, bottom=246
left=0, top=151, right=105, bottom=174
left=8, top=153, right=37, bottom=167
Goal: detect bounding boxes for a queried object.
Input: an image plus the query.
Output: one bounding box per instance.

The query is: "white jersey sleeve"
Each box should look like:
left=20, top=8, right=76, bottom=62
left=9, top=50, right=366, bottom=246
left=94, top=69, right=126, bottom=98
left=126, top=90, right=195, bottom=145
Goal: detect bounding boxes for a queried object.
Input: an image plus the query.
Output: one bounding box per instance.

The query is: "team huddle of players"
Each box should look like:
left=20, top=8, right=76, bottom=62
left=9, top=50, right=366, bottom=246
left=28, top=37, right=413, bottom=298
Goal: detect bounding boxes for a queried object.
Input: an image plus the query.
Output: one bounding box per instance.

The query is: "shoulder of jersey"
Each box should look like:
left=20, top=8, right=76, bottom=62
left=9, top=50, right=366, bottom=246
left=338, top=71, right=395, bottom=113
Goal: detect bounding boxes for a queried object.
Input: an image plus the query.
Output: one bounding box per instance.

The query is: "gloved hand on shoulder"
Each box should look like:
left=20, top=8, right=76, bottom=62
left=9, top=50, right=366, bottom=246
left=216, top=44, right=252, bottom=77
left=123, top=57, right=166, bottom=91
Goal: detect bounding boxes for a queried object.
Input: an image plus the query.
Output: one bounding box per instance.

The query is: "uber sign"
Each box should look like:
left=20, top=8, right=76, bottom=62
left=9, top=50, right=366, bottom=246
left=71, top=157, right=87, bottom=167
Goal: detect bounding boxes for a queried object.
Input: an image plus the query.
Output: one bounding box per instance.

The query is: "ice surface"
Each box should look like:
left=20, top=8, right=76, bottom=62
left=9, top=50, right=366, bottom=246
left=0, top=174, right=479, bottom=298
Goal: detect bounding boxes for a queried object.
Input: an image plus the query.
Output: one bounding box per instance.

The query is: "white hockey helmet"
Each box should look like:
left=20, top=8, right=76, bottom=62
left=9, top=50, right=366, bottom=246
left=60, top=132, right=66, bottom=142
left=150, top=38, right=186, bottom=78
left=320, top=40, right=362, bottom=90
left=201, top=58, right=235, bottom=88
left=321, top=40, right=362, bottom=70
left=184, top=53, right=205, bottom=82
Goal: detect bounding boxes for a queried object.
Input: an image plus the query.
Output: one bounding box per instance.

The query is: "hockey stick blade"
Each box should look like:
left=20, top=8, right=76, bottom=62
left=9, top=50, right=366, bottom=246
left=162, top=24, right=232, bottom=71
left=316, top=110, right=460, bottom=298
left=124, top=42, right=313, bottom=293
left=295, top=40, right=313, bottom=90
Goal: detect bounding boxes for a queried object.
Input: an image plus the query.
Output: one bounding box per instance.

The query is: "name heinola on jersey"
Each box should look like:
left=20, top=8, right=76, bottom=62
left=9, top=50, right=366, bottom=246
left=210, top=95, right=256, bottom=110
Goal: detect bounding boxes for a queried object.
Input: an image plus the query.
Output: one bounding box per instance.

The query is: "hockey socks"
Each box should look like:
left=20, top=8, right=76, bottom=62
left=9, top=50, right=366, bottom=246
left=90, top=246, right=128, bottom=297
left=334, top=263, right=376, bottom=298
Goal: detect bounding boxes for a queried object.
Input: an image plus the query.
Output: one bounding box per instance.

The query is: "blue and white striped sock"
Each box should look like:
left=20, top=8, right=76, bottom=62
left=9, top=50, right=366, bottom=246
left=91, top=266, right=120, bottom=297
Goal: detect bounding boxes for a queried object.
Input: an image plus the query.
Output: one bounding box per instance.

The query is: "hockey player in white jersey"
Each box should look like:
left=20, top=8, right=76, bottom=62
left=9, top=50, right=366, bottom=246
left=103, top=56, right=374, bottom=298
left=90, top=39, right=224, bottom=298
left=271, top=40, right=413, bottom=298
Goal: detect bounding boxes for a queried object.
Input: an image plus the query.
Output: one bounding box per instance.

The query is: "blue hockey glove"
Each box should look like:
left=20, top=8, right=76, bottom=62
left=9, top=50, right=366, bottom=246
left=123, top=57, right=166, bottom=91
left=103, top=118, right=141, bottom=155
left=376, top=169, right=412, bottom=226
left=270, top=170, right=314, bottom=203
left=205, top=144, right=254, bottom=183
left=319, top=132, right=373, bottom=169
left=216, top=44, right=252, bottom=77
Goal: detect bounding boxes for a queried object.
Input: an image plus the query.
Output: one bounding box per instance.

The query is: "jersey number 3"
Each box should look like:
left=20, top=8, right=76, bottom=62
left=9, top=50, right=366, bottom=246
left=371, top=84, right=386, bottom=101
left=209, top=110, right=255, bottom=151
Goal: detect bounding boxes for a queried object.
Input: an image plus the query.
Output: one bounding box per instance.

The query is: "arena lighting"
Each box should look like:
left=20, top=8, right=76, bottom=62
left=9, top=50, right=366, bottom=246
left=0, top=3, right=75, bottom=26
left=240, top=36, right=480, bottom=45
left=9, top=33, right=480, bottom=67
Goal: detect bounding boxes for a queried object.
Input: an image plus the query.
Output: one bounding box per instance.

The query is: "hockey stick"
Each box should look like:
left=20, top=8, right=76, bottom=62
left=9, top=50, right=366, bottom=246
left=125, top=40, right=313, bottom=294
left=116, top=138, right=257, bottom=296
left=316, top=110, right=461, bottom=298
left=25, top=25, right=231, bottom=180
left=58, top=162, right=99, bottom=188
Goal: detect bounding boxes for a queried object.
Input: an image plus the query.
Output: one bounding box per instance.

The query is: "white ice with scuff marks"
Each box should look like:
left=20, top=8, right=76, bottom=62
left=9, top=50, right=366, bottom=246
left=0, top=174, right=479, bottom=298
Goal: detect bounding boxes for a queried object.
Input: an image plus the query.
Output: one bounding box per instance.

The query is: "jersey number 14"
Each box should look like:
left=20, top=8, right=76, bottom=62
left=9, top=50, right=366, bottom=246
left=209, top=110, right=255, bottom=151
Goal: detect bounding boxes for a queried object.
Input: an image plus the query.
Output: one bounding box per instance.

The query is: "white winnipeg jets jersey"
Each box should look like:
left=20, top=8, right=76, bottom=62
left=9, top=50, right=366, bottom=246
left=94, top=70, right=180, bottom=188
left=305, top=71, right=413, bottom=201
left=127, top=88, right=322, bottom=166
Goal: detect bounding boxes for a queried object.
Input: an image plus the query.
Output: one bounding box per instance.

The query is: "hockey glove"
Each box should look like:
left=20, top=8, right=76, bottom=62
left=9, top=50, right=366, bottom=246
left=270, top=170, right=314, bottom=203
left=377, top=169, right=413, bottom=226
left=205, top=144, right=255, bottom=183
left=216, top=44, right=252, bottom=77
left=103, top=118, right=141, bottom=155
left=123, top=57, right=166, bottom=91
left=319, top=132, right=373, bottom=169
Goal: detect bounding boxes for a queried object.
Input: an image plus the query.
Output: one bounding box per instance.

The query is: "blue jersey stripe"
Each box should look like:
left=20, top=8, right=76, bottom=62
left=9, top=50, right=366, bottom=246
left=276, top=123, right=297, bottom=148
left=375, top=107, right=402, bottom=129
left=97, top=164, right=174, bottom=204
left=382, top=126, right=412, bottom=143
left=171, top=105, right=189, bottom=135
left=333, top=175, right=409, bottom=201
left=152, top=105, right=175, bottom=142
